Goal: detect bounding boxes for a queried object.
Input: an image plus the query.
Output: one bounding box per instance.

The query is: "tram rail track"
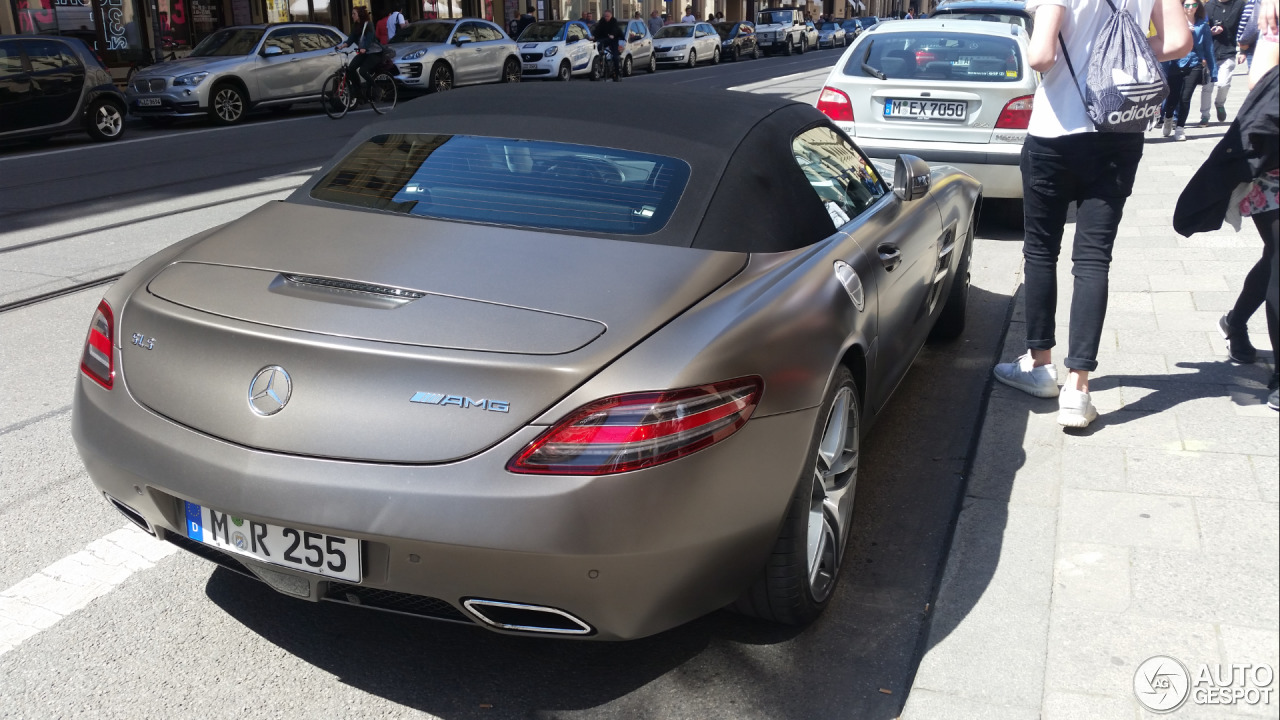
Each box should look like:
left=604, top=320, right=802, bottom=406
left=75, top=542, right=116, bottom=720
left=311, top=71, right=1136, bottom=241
left=0, top=275, right=124, bottom=314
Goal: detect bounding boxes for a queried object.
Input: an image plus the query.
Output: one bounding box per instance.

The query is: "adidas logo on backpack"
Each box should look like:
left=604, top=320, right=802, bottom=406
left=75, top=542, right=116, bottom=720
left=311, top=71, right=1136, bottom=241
left=1060, top=0, right=1170, bottom=132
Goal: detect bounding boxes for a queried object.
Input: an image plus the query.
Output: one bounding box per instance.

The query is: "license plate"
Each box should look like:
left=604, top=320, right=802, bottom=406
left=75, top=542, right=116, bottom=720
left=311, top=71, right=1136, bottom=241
left=523, top=63, right=538, bottom=70
left=183, top=501, right=361, bottom=582
left=884, top=99, right=966, bottom=121
left=137, top=97, right=162, bottom=107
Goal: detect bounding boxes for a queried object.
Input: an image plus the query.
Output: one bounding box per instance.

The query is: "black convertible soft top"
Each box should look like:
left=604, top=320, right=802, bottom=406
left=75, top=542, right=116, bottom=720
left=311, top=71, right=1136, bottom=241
left=292, top=83, right=839, bottom=253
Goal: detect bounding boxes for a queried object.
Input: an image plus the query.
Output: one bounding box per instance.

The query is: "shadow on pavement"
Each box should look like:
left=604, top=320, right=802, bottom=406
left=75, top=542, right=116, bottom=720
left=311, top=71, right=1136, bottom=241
left=205, top=283, right=1018, bottom=720
left=1082, top=357, right=1277, bottom=432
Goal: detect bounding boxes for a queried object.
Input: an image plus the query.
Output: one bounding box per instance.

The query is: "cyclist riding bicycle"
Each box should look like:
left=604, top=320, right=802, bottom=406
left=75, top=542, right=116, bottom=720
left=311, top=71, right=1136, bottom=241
left=337, top=6, right=384, bottom=99
left=591, top=10, right=624, bottom=81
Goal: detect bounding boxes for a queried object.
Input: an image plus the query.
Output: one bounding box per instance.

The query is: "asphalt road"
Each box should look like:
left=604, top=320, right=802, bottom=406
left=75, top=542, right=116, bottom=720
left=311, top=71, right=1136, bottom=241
left=0, top=51, right=1026, bottom=719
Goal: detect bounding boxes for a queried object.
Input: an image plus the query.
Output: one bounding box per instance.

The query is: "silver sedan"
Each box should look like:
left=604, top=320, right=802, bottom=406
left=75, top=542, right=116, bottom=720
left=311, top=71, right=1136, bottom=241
left=391, top=18, right=522, bottom=92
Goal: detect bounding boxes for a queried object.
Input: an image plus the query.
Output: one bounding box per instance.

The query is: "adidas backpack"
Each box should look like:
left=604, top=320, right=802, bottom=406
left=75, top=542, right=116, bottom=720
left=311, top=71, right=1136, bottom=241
left=1059, top=0, right=1169, bottom=132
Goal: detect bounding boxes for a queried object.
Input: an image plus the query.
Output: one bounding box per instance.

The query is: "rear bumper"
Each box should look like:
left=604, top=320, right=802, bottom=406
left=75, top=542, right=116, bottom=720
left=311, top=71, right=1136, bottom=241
left=846, top=131, right=1024, bottom=198
left=72, top=369, right=818, bottom=640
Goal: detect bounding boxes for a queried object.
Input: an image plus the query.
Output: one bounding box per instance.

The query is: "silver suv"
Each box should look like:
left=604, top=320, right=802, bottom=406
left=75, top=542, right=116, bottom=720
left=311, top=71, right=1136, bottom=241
left=755, top=7, right=808, bottom=55
left=127, top=23, right=345, bottom=125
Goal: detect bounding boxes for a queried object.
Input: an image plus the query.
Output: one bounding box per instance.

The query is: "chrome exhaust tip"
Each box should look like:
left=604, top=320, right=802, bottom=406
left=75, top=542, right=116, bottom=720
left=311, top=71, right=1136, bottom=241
left=104, top=493, right=155, bottom=535
left=462, top=599, right=594, bottom=636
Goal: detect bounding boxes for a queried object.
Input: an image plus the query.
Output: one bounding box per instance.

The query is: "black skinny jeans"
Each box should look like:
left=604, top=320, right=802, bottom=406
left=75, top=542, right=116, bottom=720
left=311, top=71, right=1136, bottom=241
left=346, top=52, right=380, bottom=92
left=1163, top=63, right=1207, bottom=127
left=1021, top=132, right=1145, bottom=372
left=1230, top=208, right=1280, bottom=359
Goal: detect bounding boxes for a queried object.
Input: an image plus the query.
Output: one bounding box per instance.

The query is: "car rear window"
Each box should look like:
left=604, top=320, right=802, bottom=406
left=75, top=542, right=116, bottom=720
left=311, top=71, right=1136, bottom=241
left=310, top=134, right=691, bottom=236
left=847, top=32, right=1023, bottom=82
left=933, top=11, right=1031, bottom=30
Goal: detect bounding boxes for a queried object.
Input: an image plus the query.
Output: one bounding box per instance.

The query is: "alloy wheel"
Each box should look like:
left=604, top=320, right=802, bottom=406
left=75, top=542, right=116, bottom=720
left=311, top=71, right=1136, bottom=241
left=805, top=385, right=858, bottom=602
left=432, top=63, right=453, bottom=92
left=558, top=61, right=571, bottom=81
left=213, top=87, right=244, bottom=123
left=503, top=58, right=521, bottom=83
left=94, top=103, right=123, bottom=138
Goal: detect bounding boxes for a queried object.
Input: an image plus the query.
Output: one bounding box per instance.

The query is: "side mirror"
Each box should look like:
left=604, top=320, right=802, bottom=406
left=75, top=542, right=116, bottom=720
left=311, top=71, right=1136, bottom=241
left=893, top=154, right=931, bottom=201
left=453, top=33, right=473, bottom=45
left=262, top=45, right=284, bottom=57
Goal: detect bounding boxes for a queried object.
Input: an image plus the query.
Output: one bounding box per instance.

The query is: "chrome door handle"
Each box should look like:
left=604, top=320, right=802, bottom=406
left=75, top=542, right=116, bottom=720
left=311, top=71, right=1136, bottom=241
left=878, top=244, right=902, bottom=271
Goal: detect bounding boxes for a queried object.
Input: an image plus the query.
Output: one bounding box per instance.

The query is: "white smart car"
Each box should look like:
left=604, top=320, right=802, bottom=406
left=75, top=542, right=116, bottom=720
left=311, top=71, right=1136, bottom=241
left=516, top=20, right=601, bottom=80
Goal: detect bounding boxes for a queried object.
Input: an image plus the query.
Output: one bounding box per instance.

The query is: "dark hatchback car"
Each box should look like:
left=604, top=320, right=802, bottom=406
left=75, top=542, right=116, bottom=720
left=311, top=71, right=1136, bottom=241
left=0, top=35, right=127, bottom=143
left=930, top=0, right=1033, bottom=31
left=714, top=21, right=760, bottom=61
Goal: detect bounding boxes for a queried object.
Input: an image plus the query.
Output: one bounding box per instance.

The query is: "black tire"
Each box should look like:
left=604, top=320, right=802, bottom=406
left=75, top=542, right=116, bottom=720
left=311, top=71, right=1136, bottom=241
left=783, top=36, right=793, bottom=55
left=557, top=60, right=572, bottom=81
left=502, top=57, right=521, bottom=83
left=711, top=46, right=720, bottom=64
left=429, top=61, right=453, bottom=93
left=686, top=49, right=697, bottom=68
left=321, top=73, right=349, bottom=119
left=208, top=82, right=247, bottom=125
left=84, top=97, right=125, bottom=141
left=753, top=44, right=761, bottom=59
left=368, top=73, right=397, bottom=114
left=647, top=52, right=657, bottom=72
left=731, top=46, right=740, bottom=62
left=622, top=55, right=633, bottom=77
left=589, top=56, right=602, bottom=80
left=734, top=366, right=860, bottom=626
left=929, top=214, right=975, bottom=342
left=798, top=35, right=808, bottom=54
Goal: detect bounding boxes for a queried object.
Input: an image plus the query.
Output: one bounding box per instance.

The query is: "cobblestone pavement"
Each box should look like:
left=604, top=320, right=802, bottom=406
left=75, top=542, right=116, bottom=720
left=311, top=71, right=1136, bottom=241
left=902, top=71, right=1280, bottom=719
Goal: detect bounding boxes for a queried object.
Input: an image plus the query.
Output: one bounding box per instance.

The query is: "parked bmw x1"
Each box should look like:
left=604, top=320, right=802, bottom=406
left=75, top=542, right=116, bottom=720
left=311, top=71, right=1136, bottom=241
left=126, top=23, right=345, bottom=126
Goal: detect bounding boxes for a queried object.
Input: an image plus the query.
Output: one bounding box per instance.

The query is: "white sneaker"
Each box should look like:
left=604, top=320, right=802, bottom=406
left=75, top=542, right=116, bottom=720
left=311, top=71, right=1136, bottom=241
left=1058, top=388, right=1098, bottom=428
left=1174, top=127, right=1186, bottom=141
left=1162, top=117, right=1173, bottom=137
left=993, top=353, right=1060, bottom=398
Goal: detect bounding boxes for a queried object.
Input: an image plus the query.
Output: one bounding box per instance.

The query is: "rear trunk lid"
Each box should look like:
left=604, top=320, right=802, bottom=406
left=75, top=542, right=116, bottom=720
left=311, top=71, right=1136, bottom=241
left=119, top=201, right=745, bottom=463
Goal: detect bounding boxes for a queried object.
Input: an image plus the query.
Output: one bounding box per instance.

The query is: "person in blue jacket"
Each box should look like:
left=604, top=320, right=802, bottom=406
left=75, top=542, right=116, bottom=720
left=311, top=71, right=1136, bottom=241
left=1161, top=0, right=1219, bottom=139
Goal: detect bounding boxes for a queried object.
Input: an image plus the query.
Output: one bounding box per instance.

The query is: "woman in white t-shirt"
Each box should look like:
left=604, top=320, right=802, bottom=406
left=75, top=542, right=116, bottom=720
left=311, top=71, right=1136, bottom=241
left=992, top=0, right=1192, bottom=429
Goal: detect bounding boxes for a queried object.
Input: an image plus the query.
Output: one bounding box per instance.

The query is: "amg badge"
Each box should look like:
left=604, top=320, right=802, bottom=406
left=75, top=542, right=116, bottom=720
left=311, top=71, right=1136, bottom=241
left=410, top=392, right=509, bottom=413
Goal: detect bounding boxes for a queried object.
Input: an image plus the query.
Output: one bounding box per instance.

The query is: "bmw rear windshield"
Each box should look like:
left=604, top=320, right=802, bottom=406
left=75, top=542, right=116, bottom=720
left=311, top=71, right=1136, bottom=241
left=310, top=134, right=691, bottom=235
left=848, top=32, right=1024, bottom=81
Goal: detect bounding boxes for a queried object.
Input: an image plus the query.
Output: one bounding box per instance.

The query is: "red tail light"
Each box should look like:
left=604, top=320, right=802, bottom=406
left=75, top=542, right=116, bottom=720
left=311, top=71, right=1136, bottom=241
left=995, top=95, right=1034, bottom=129
left=507, top=377, right=764, bottom=475
left=80, top=300, right=115, bottom=389
left=817, top=86, right=854, bottom=123
left=915, top=50, right=935, bottom=68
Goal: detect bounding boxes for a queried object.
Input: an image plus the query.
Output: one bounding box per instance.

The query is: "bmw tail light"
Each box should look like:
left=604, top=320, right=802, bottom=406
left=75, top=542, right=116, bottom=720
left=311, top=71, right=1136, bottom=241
left=507, top=377, right=764, bottom=475
left=996, top=95, right=1034, bottom=129
left=817, top=86, right=854, bottom=123
left=80, top=300, right=115, bottom=389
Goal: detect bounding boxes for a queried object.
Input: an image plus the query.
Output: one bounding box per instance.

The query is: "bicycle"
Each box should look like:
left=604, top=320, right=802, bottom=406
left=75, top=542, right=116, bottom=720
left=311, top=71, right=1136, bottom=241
left=322, top=50, right=398, bottom=119
left=595, top=41, right=622, bottom=82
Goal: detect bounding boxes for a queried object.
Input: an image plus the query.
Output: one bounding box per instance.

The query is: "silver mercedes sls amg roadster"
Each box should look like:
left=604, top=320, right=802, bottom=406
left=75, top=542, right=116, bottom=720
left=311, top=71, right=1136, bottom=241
left=72, top=84, right=981, bottom=640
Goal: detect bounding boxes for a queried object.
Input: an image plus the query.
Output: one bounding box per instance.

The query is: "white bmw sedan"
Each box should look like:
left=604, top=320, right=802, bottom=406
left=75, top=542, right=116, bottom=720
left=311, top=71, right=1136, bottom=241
left=814, top=19, right=1038, bottom=199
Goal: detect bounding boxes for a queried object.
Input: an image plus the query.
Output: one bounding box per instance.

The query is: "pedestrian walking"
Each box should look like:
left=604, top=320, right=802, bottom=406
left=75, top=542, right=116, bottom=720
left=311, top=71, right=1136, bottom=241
left=992, top=0, right=1192, bottom=428
left=649, top=9, right=665, bottom=34
left=1175, top=22, right=1278, bottom=408
left=1159, top=0, right=1217, bottom=140
left=384, top=1, right=407, bottom=42
left=515, top=4, right=537, bottom=38
left=1198, top=0, right=1247, bottom=123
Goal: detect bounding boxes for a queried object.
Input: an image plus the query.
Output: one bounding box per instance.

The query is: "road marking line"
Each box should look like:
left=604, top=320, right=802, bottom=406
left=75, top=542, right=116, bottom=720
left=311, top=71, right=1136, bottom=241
left=0, top=525, right=176, bottom=657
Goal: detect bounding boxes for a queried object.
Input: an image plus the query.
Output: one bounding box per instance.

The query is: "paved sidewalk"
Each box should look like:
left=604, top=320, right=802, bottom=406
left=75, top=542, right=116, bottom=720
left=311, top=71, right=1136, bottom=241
left=902, top=72, right=1280, bottom=718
